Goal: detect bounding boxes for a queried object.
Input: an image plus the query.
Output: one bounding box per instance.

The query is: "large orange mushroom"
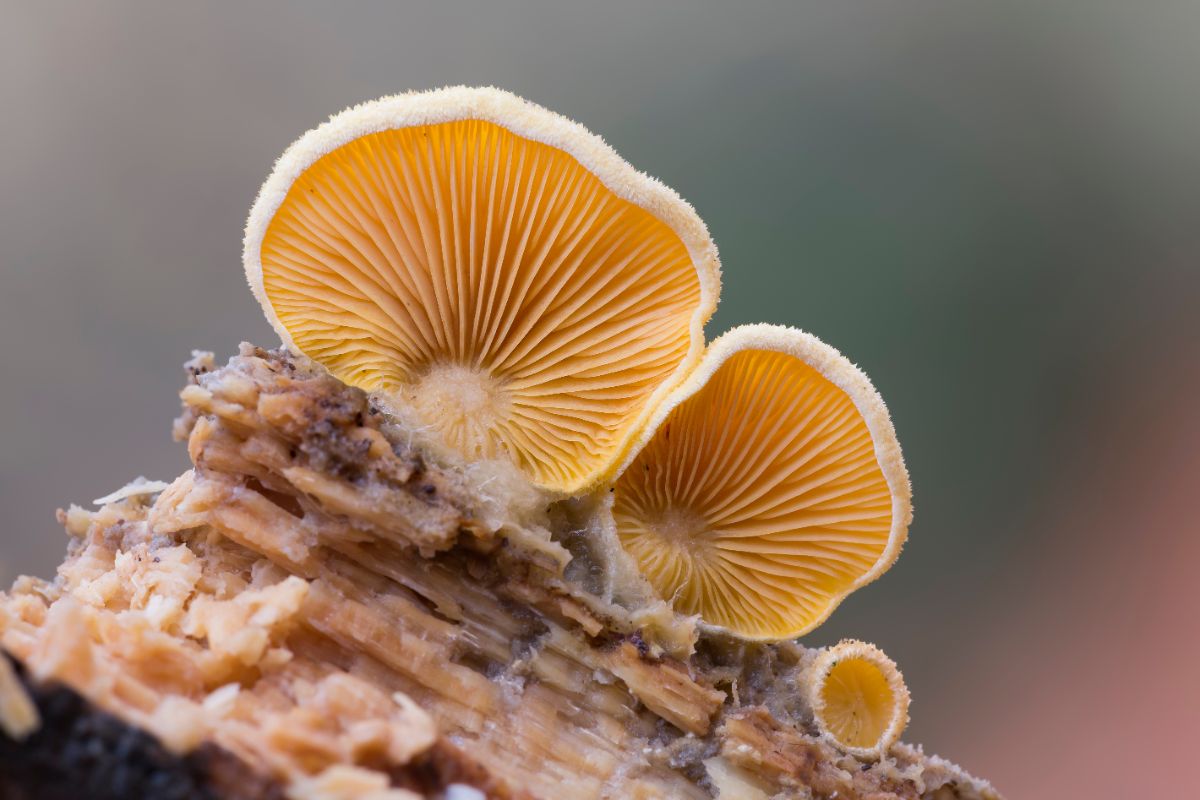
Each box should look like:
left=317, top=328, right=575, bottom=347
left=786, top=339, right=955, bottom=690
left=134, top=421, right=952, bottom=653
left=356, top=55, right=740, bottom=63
left=244, top=87, right=720, bottom=493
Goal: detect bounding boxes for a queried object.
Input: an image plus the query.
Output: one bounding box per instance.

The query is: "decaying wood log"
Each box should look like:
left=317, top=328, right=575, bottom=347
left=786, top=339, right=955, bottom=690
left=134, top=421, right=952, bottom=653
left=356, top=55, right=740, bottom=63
left=0, top=346, right=1000, bottom=799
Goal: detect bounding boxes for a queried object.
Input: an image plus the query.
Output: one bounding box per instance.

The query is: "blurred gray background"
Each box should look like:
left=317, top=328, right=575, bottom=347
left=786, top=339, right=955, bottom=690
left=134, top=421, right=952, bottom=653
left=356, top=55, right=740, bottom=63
left=2, top=3, right=1197, bottom=796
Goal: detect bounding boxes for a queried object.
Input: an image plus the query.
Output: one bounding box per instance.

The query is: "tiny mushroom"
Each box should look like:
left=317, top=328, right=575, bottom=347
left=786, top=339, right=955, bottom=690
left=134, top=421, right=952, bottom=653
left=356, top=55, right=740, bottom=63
left=612, top=324, right=912, bottom=640
left=806, top=639, right=910, bottom=758
left=244, top=87, right=720, bottom=493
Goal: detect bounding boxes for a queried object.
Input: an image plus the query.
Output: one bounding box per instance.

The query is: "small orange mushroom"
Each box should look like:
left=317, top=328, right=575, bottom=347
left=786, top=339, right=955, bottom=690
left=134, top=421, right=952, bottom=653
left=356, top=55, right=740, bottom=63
left=807, top=639, right=910, bottom=757
left=244, top=87, right=720, bottom=493
left=612, top=324, right=911, bottom=640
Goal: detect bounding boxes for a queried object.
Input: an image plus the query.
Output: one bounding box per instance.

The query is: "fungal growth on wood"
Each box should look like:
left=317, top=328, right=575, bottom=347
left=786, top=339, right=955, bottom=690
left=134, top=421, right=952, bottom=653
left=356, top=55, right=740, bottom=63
left=807, top=639, right=911, bottom=758
left=244, top=87, right=720, bottom=493
left=612, top=324, right=912, bottom=640
left=0, top=86, right=1000, bottom=800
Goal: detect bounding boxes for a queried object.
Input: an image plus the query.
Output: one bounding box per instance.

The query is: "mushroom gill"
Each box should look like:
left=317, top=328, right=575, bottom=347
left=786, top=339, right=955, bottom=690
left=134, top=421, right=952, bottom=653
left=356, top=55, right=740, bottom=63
left=244, top=87, right=720, bottom=493
left=807, top=639, right=910, bottom=757
left=612, top=324, right=911, bottom=640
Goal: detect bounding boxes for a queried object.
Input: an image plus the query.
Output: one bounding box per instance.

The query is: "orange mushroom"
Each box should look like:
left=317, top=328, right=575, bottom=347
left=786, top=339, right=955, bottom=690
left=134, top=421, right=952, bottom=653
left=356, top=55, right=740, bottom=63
left=807, top=639, right=910, bottom=757
left=244, top=87, right=720, bottom=493
left=613, top=324, right=911, bottom=640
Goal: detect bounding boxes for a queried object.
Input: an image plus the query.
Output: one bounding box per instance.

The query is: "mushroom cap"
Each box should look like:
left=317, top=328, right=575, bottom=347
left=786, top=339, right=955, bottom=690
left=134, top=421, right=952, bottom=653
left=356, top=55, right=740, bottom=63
left=807, top=639, right=910, bottom=757
left=244, top=87, right=720, bottom=493
left=612, top=323, right=911, bottom=640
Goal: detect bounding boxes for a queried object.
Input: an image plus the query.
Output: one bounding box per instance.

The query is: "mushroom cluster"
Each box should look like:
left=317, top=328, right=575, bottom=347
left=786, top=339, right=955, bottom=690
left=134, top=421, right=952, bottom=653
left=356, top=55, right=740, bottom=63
left=244, top=86, right=915, bottom=756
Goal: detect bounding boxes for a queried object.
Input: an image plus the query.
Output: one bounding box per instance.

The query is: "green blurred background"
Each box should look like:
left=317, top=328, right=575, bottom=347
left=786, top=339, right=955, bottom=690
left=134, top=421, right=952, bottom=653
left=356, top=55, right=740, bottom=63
left=2, top=2, right=1197, bottom=796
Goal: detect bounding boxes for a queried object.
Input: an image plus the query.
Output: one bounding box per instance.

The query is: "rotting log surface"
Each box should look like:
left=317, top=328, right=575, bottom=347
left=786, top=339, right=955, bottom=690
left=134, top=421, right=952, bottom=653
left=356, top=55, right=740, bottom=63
left=0, top=652, right=283, bottom=800
left=0, top=346, right=1001, bottom=800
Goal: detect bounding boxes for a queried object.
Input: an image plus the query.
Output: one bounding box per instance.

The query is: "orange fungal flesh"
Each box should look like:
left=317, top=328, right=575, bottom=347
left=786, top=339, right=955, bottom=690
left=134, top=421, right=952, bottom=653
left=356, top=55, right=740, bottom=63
left=613, top=348, right=894, bottom=639
left=818, top=657, right=897, bottom=750
left=260, top=119, right=701, bottom=491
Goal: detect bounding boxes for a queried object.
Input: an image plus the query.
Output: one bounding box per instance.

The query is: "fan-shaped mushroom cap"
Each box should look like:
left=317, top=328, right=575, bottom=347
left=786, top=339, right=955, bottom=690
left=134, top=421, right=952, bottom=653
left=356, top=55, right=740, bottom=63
left=244, top=87, right=720, bottom=493
left=612, top=324, right=911, bottom=640
left=807, top=639, right=910, bottom=757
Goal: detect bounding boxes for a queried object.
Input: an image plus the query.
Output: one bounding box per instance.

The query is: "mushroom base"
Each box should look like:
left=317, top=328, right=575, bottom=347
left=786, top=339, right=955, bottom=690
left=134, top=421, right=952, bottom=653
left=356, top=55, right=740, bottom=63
left=0, top=345, right=1000, bottom=800
left=399, top=362, right=514, bottom=463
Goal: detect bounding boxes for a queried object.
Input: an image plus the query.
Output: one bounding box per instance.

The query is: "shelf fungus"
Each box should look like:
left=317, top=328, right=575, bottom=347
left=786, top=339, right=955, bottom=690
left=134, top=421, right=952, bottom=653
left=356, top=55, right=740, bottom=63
left=612, top=324, right=912, bottom=640
left=244, top=86, right=720, bottom=493
left=807, top=640, right=911, bottom=758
